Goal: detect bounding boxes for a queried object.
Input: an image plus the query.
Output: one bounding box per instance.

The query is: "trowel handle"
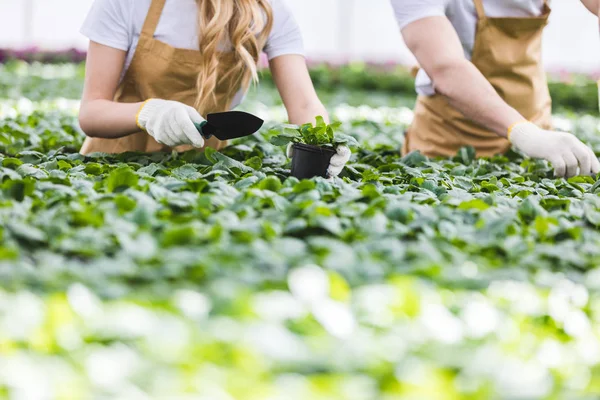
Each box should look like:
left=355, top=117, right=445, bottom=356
left=194, top=121, right=214, bottom=140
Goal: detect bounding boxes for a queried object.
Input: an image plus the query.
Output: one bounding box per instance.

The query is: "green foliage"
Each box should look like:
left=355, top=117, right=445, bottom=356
left=2, top=60, right=597, bottom=114
left=105, top=165, right=139, bottom=192
left=1, top=63, right=600, bottom=399
left=269, top=116, right=359, bottom=149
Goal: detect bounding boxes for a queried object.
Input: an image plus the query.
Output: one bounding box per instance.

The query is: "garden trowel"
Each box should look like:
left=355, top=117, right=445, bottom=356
left=195, top=111, right=264, bottom=141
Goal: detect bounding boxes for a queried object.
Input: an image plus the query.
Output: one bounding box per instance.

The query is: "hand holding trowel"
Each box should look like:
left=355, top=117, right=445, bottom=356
left=137, top=99, right=264, bottom=148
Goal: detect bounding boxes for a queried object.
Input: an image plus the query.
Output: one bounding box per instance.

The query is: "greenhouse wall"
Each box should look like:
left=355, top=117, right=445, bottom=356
left=0, top=0, right=598, bottom=73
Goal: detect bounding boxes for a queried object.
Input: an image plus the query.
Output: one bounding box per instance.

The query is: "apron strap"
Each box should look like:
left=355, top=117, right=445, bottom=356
left=141, top=0, right=167, bottom=38
left=473, top=0, right=486, bottom=20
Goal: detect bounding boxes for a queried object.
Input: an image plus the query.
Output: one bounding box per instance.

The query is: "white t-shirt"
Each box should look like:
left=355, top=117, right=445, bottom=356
left=80, top=0, right=304, bottom=109
left=389, top=0, right=547, bottom=95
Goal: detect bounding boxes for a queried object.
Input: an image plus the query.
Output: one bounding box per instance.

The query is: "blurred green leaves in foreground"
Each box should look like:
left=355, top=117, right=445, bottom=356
left=1, top=62, right=600, bottom=399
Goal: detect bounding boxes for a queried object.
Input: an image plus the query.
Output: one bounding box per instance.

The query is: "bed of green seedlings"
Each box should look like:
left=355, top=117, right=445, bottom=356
left=1, top=62, right=600, bottom=399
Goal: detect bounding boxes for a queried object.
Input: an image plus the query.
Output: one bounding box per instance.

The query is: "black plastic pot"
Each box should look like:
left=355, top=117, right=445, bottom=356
left=290, top=143, right=336, bottom=180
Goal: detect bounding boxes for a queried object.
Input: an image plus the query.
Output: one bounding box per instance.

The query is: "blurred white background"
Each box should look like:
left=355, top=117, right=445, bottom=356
left=0, top=0, right=598, bottom=73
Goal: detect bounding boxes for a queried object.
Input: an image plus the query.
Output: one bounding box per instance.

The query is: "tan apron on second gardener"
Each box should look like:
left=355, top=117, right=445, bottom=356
left=403, top=0, right=553, bottom=158
left=80, top=0, right=246, bottom=155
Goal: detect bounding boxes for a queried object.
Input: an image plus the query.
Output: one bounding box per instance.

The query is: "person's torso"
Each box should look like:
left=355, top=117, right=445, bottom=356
left=122, top=0, right=246, bottom=108
left=416, top=0, right=547, bottom=95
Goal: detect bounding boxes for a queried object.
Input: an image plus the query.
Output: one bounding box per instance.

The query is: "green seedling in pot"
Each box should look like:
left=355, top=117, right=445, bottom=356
left=270, top=116, right=358, bottom=180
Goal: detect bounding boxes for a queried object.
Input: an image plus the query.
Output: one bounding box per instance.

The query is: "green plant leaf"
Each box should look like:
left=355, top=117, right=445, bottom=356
left=106, top=166, right=139, bottom=193
left=244, top=156, right=263, bottom=170
left=269, top=134, right=298, bottom=147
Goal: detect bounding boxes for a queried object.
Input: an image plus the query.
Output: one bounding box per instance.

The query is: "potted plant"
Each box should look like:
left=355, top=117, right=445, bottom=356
left=270, top=116, right=359, bottom=179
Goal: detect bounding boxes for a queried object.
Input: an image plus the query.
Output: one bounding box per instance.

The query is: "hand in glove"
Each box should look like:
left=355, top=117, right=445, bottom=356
left=509, top=121, right=600, bottom=178
left=286, top=143, right=351, bottom=178
left=136, top=99, right=205, bottom=148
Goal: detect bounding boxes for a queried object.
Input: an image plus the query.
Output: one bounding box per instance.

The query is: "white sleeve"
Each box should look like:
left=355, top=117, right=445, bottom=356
left=80, top=0, right=133, bottom=51
left=263, top=0, right=305, bottom=60
left=389, top=0, right=447, bottom=31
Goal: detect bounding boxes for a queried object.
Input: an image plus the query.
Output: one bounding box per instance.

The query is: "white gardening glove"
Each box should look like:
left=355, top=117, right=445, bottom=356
left=328, top=146, right=352, bottom=178
left=136, top=99, right=205, bottom=148
left=509, top=121, right=600, bottom=178
left=286, top=143, right=351, bottom=178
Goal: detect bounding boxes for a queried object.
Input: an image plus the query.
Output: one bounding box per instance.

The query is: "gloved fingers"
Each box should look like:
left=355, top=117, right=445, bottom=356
left=327, top=146, right=351, bottom=178
left=163, top=119, right=182, bottom=147
left=572, top=142, right=593, bottom=176
left=286, top=143, right=294, bottom=158
left=578, top=142, right=600, bottom=176
left=148, top=113, right=174, bottom=146
left=562, top=151, right=579, bottom=179
left=336, top=145, right=352, bottom=162
left=165, top=113, right=188, bottom=147
left=329, top=146, right=351, bottom=167
left=591, top=150, right=600, bottom=175
left=550, top=156, right=566, bottom=178
left=327, top=163, right=345, bottom=178
left=185, top=106, right=205, bottom=125
left=329, top=156, right=347, bottom=168
left=177, top=108, right=205, bottom=148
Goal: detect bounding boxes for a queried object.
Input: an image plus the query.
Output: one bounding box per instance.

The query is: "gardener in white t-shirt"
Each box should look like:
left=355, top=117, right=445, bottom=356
left=390, top=0, right=600, bottom=178
left=77, top=0, right=350, bottom=178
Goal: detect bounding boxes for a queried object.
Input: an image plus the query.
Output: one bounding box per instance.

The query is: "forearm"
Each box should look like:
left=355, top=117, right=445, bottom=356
left=401, top=17, right=524, bottom=137
left=269, top=55, right=330, bottom=127
left=432, top=60, right=524, bottom=137
left=287, top=101, right=329, bottom=126
left=78, top=100, right=143, bottom=138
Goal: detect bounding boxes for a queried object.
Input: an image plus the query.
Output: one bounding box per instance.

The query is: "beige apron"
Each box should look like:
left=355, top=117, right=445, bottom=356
left=403, top=0, right=553, bottom=158
left=80, top=0, right=245, bottom=155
